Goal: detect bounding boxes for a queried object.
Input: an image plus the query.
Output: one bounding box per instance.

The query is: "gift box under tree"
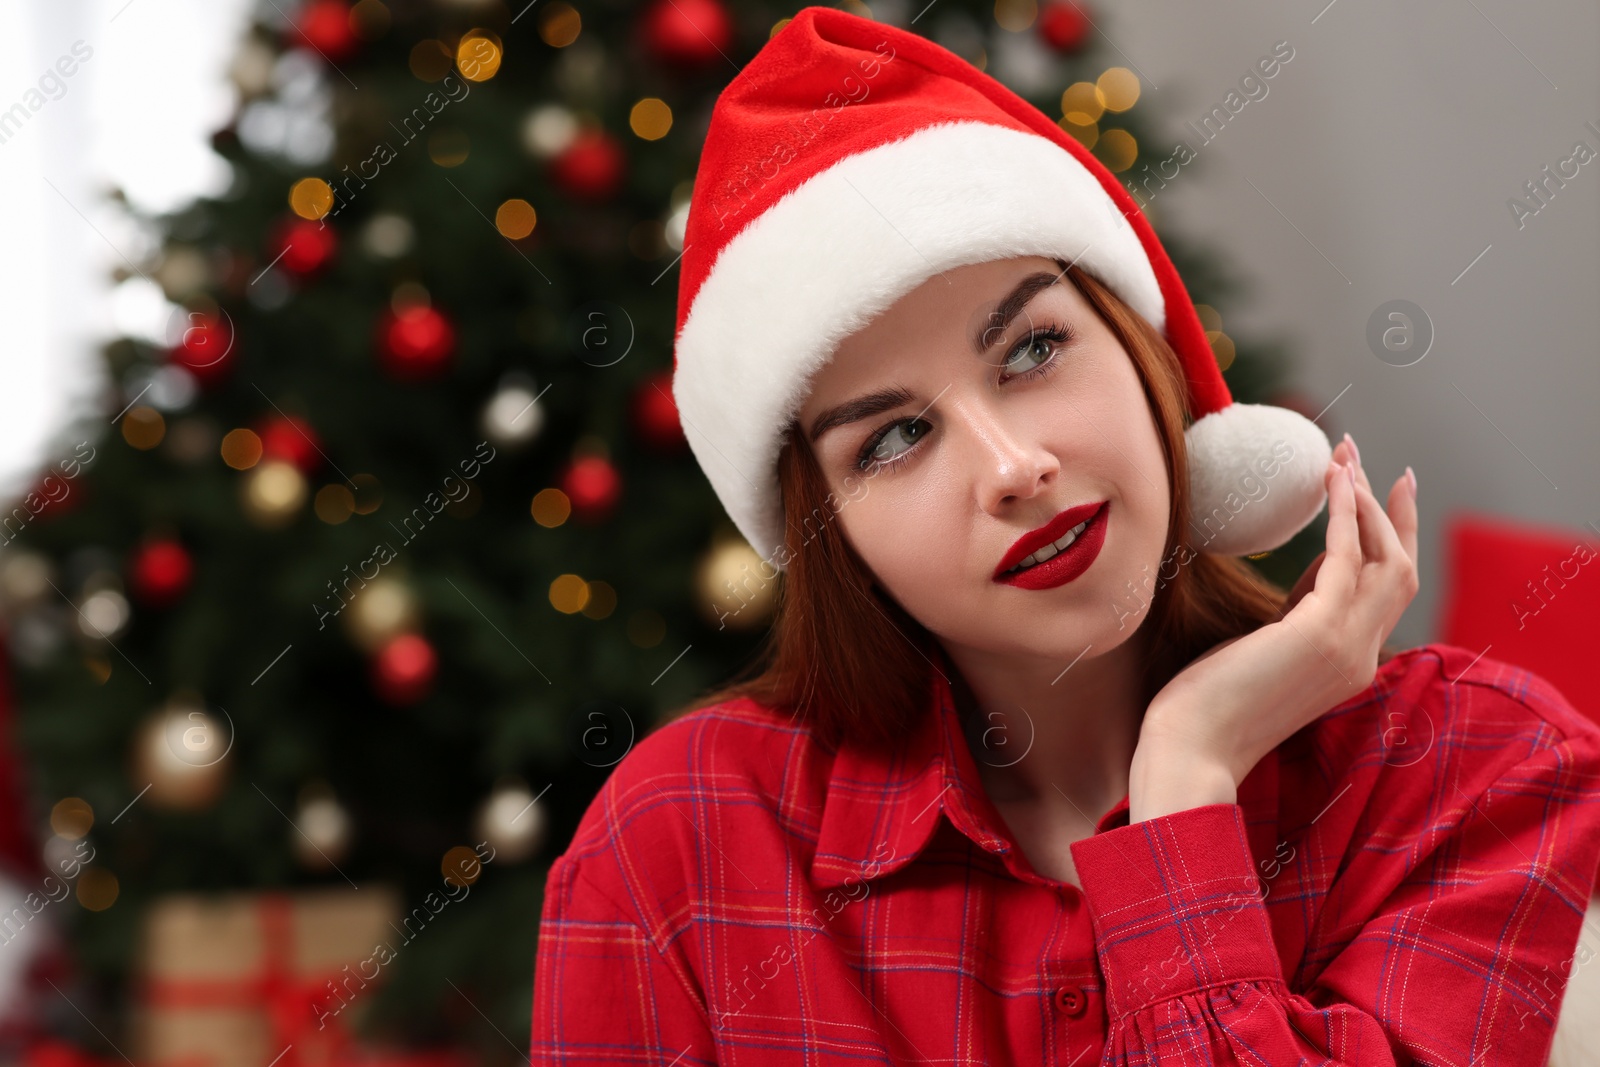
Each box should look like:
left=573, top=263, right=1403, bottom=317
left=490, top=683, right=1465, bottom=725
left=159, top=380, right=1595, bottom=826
left=131, top=886, right=465, bottom=1067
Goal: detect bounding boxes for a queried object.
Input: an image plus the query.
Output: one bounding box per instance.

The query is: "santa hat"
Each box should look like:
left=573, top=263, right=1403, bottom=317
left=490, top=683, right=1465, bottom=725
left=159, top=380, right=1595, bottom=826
left=672, top=6, right=1331, bottom=569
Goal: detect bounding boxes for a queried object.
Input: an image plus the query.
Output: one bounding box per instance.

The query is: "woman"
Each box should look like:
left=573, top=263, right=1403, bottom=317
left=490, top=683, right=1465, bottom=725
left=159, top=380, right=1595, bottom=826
left=531, top=8, right=1600, bottom=1064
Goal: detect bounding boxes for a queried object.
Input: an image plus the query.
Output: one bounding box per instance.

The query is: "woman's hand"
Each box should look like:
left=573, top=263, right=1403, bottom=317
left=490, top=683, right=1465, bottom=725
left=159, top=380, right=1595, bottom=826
left=1128, top=433, right=1420, bottom=823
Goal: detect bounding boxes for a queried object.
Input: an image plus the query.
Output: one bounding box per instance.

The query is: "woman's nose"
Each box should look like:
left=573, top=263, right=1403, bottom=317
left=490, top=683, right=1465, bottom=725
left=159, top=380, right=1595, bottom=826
left=958, top=402, right=1060, bottom=511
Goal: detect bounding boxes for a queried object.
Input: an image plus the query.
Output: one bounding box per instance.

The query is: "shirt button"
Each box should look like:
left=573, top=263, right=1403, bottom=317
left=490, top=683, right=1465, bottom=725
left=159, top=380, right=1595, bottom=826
left=1054, top=985, right=1087, bottom=1017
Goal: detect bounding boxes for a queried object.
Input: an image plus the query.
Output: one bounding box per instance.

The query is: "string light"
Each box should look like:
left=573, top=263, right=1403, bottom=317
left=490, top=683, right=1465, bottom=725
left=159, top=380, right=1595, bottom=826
left=289, top=177, right=334, bottom=220
left=539, top=3, right=581, bottom=47
left=1097, top=67, right=1141, bottom=112
left=629, top=98, right=673, bottom=141
left=51, top=798, right=93, bottom=840
left=1096, top=128, right=1138, bottom=172
left=122, top=407, right=165, bottom=450
left=220, top=428, right=262, bottom=469
left=1059, top=117, right=1098, bottom=149
left=314, top=484, right=356, bottom=524
left=1060, top=82, right=1105, bottom=125
left=582, top=581, right=617, bottom=620
left=1208, top=330, right=1236, bottom=371
left=495, top=199, right=537, bottom=239
left=549, top=573, right=590, bottom=614
left=457, top=31, right=503, bottom=81
left=994, top=0, right=1039, bottom=32
left=531, top=488, right=570, bottom=527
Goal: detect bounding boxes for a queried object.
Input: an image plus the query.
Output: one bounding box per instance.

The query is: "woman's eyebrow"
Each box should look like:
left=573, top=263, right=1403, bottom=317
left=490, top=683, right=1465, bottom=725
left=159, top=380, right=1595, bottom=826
left=969, top=271, right=1064, bottom=357
left=807, top=385, right=916, bottom=444
left=808, top=271, right=1063, bottom=445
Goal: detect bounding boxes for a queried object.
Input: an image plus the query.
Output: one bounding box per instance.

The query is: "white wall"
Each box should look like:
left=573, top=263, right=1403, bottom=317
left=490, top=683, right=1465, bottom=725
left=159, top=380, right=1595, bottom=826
left=1106, top=0, right=1599, bottom=645
left=0, top=0, right=253, bottom=499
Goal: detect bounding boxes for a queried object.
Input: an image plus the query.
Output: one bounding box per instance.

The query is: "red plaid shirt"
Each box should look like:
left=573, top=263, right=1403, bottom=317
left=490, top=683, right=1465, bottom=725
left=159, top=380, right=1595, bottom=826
left=531, top=643, right=1600, bottom=1064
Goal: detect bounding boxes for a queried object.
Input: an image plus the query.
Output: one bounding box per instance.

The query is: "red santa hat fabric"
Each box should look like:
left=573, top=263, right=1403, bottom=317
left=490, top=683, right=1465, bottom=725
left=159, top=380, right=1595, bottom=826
left=672, top=5, right=1331, bottom=568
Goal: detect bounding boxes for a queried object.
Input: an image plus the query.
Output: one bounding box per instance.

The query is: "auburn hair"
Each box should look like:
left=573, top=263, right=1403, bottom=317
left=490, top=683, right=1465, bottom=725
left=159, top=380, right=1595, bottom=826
left=676, top=261, right=1386, bottom=752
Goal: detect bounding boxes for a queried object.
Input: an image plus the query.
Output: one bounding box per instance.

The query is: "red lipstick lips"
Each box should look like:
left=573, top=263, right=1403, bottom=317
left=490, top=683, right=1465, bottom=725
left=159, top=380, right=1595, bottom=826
left=993, top=500, right=1109, bottom=589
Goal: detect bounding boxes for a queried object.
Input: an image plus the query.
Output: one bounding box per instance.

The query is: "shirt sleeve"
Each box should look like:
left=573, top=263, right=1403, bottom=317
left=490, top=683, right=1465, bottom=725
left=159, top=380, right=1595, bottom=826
left=530, top=853, right=717, bottom=1065
left=1069, top=733, right=1600, bottom=1066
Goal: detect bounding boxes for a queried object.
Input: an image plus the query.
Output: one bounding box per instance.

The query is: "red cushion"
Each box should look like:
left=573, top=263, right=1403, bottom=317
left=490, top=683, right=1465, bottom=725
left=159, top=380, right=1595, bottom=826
left=1437, top=511, right=1600, bottom=726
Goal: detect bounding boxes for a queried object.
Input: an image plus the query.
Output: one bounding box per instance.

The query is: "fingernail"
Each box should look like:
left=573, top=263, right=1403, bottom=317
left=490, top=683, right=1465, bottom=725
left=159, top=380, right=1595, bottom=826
left=1346, top=463, right=1357, bottom=488
left=1344, top=432, right=1361, bottom=467
left=1405, top=465, right=1416, bottom=497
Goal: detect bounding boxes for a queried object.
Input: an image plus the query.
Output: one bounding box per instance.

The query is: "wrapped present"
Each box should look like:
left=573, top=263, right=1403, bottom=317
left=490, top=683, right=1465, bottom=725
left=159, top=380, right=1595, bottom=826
left=131, top=886, right=418, bottom=1067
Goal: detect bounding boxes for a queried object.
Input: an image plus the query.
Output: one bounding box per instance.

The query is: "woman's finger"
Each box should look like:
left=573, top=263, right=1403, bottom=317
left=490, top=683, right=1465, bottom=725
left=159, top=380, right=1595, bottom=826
left=1339, top=436, right=1398, bottom=567
left=1312, top=459, right=1361, bottom=608
left=1347, top=463, right=1406, bottom=566
left=1340, top=434, right=1374, bottom=499
left=1378, top=469, right=1421, bottom=634
left=1349, top=470, right=1419, bottom=638
left=1341, top=434, right=1417, bottom=582
left=1388, top=467, right=1419, bottom=571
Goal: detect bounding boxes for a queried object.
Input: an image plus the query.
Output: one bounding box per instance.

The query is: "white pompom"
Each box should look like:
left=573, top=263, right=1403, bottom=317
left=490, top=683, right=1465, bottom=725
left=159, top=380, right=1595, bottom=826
left=1184, top=403, right=1332, bottom=557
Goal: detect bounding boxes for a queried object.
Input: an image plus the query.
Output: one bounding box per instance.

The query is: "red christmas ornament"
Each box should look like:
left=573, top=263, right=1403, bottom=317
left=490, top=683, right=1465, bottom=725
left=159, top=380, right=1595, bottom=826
left=562, top=455, right=622, bottom=521
left=128, top=539, right=194, bottom=608
left=292, top=0, right=359, bottom=63
left=377, top=304, right=456, bottom=381
left=1038, top=1, right=1094, bottom=53
left=255, top=414, right=322, bottom=473
left=372, top=633, right=437, bottom=706
left=549, top=129, right=626, bottom=203
left=21, top=463, right=87, bottom=521
left=270, top=216, right=337, bottom=276
left=168, top=311, right=235, bottom=386
left=640, top=0, right=734, bottom=68
left=631, top=370, right=686, bottom=452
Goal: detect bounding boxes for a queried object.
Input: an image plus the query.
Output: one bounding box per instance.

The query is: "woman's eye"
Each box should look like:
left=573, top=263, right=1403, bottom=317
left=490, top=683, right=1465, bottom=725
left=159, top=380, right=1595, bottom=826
left=858, top=418, right=928, bottom=470
left=851, top=324, right=1070, bottom=474
left=1003, top=326, right=1068, bottom=377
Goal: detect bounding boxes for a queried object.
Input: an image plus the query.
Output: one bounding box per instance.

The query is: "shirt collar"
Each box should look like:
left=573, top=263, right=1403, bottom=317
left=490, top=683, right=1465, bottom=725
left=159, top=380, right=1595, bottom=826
left=810, top=642, right=1281, bottom=890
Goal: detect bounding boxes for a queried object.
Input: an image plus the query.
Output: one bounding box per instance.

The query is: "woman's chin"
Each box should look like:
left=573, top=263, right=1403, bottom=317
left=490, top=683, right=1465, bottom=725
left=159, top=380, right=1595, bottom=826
left=945, top=605, right=1150, bottom=666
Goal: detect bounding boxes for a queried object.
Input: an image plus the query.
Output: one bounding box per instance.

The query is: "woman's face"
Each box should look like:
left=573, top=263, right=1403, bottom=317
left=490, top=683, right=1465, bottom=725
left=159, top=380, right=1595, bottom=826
left=795, top=255, right=1171, bottom=661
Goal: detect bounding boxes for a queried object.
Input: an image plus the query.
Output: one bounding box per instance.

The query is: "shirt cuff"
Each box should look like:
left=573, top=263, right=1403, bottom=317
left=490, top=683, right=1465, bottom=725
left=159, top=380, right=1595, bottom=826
left=1069, top=802, right=1286, bottom=1018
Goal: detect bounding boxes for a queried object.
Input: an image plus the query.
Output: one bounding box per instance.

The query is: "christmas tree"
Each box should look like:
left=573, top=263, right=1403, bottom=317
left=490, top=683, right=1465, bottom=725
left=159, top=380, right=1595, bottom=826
left=3, top=0, right=1321, bottom=1058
